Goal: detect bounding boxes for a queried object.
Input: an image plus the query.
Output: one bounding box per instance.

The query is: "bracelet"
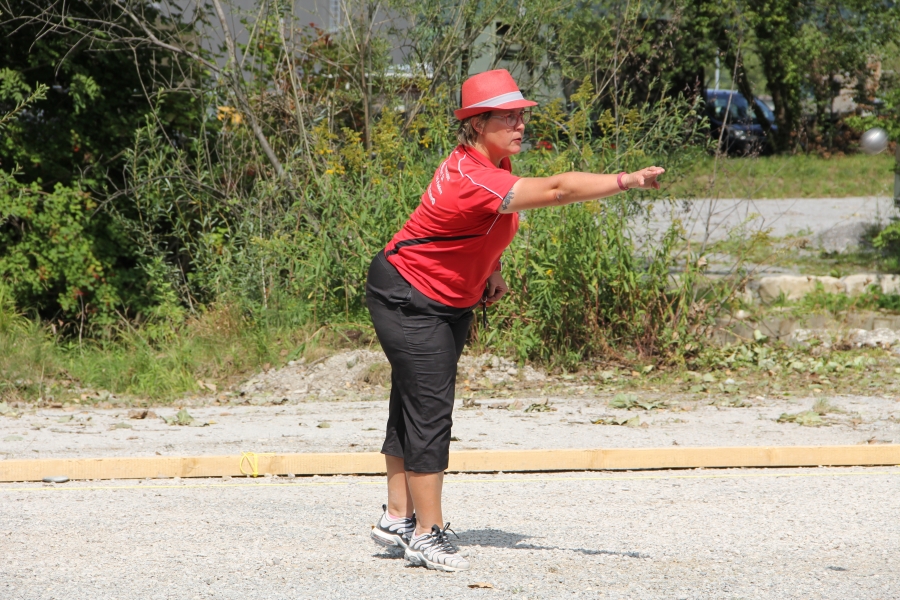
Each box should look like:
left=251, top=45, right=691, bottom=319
left=617, top=172, right=629, bottom=191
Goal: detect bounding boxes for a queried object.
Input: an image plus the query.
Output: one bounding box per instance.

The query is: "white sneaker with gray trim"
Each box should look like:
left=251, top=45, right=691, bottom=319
left=404, top=523, right=470, bottom=572
left=371, top=504, right=416, bottom=551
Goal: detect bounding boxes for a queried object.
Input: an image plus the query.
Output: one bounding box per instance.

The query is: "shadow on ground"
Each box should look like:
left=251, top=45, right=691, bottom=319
left=457, top=528, right=649, bottom=558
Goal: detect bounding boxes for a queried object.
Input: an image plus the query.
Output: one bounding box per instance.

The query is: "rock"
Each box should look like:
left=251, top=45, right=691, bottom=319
left=842, top=274, right=879, bottom=296
left=881, top=274, right=900, bottom=295
left=849, top=328, right=900, bottom=348
left=737, top=288, right=755, bottom=305
left=42, top=476, right=69, bottom=483
left=789, top=328, right=837, bottom=349
left=813, top=276, right=845, bottom=295
left=757, top=275, right=817, bottom=303
left=816, top=221, right=870, bottom=253
left=756, top=275, right=845, bottom=302
left=522, top=366, right=546, bottom=382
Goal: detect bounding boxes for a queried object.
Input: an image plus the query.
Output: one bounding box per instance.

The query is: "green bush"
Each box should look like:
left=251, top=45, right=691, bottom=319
left=0, top=172, right=149, bottom=329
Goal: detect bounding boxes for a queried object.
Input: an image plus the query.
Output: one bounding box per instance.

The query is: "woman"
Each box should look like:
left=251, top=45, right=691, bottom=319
left=366, top=69, right=664, bottom=572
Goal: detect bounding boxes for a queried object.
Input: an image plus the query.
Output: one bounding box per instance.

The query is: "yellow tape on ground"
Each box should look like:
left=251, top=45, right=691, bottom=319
left=1, top=445, right=898, bottom=482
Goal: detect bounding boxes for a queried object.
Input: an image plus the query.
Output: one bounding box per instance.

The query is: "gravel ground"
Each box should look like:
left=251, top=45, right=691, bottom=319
left=2, top=393, right=899, bottom=460
left=2, top=467, right=899, bottom=599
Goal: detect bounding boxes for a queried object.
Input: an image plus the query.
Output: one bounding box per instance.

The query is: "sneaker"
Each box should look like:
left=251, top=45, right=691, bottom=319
left=371, top=504, right=416, bottom=551
left=405, top=523, right=470, bottom=572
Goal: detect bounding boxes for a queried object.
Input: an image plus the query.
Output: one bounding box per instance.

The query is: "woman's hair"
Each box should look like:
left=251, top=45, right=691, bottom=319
left=456, top=112, right=491, bottom=146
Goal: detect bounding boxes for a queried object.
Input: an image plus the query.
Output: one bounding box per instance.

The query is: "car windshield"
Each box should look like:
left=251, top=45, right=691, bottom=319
left=709, top=93, right=774, bottom=125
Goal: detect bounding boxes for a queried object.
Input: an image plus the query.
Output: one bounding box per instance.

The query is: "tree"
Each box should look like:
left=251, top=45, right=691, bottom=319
left=0, top=0, right=204, bottom=187
left=0, top=0, right=206, bottom=327
left=683, top=0, right=900, bottom=152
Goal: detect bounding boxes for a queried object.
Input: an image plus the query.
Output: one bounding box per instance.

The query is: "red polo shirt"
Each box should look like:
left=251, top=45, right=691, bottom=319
left=385, top=145, right=520, bottom=308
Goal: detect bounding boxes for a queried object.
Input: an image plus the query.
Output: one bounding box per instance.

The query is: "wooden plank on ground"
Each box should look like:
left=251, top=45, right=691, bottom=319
left=1, top=446, right=898, bottom=482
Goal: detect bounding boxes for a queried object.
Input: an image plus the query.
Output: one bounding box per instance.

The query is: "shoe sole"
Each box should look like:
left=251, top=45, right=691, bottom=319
left=371, top=526, right=408, bottom=550
left=404, top=548, right=470, bottom=572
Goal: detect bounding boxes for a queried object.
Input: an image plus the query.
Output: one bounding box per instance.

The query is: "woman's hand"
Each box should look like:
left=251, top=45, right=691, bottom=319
left=484, top=271, right=508, bottom=306
left=624, top=166, right=665, bottom=190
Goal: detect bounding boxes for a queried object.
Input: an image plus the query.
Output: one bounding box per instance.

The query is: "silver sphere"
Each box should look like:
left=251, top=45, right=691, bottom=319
left=860, top=127, right=889, bottom=155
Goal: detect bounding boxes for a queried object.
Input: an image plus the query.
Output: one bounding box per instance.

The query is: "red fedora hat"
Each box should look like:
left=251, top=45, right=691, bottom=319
left=454, top=69, right=537, bottom=120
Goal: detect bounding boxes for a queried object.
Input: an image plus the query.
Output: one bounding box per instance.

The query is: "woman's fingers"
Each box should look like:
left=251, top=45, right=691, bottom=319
left=629, top=166, right=665, bottom=189
left=486, top=288, right=506, bottom=302
left=485, top=284, right=508, bottom=303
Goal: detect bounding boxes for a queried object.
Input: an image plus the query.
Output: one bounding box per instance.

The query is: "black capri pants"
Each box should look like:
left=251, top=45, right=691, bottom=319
left=365, top=251, right=475, bottom=473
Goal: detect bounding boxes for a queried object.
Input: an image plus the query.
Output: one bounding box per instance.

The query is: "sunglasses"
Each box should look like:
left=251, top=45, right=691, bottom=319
left=488, top=109, right=532, bottom=127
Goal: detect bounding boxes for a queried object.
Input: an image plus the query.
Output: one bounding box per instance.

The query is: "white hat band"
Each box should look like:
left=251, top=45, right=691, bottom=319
left=465, top=91, right=525, bottom=109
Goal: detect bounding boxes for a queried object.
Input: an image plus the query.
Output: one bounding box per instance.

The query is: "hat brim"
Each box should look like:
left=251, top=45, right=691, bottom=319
left=454, top=98, right=538, bottom=121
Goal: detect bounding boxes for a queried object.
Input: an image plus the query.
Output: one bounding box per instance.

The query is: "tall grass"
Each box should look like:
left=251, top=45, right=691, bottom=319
left=0, top=296, right=376, bottom=404
left=667, top=152, right=896, bottom=199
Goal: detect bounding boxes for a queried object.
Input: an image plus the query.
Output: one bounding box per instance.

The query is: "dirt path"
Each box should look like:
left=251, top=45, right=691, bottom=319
left=2, top=391, right=898, bottom=461
left=645, top=196, right=893, bottom=252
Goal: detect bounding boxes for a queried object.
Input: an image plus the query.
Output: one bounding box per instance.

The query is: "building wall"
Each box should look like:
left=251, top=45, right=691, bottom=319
left=173, top=1, right=562, bottom=102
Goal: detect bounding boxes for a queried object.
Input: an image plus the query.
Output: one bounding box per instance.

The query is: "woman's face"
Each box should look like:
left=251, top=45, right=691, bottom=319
left=476, top=109, right=528, bottom=160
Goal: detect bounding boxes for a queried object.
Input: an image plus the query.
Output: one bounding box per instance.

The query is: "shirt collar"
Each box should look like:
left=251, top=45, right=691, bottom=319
left=460, top=145, right=513, bottom=173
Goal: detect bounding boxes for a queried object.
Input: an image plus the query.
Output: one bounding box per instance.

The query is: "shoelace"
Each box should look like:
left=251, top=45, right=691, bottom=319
left=426, top=523, right=459, bottom=554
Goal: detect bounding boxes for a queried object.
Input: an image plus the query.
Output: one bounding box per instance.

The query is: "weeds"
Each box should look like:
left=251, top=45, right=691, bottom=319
left=777, top=397, right=843, bottom=426
left=359, top=363, right=391, bottom=387
left=777, top=410, right=825, bottom=427
left=780, top=286, right=900, bottom=317
left=162, top=408, right=198, bottom=426
left=812, top=398, right=842, bottom=415
left=608, top=393, right=667, bottom=411
left=0, top=301, right=362, bottom=403
left=592, top=415, right=642, bottom=427
left=524, top=398, right=556, bottom=413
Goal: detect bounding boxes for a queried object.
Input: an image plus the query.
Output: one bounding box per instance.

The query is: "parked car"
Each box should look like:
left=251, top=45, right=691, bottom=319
left=704, top=89, right=777, bottom=155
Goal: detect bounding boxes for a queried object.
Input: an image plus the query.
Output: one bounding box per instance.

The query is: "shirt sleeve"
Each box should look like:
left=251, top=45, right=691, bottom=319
left=458, top=166, right=519, bottom=214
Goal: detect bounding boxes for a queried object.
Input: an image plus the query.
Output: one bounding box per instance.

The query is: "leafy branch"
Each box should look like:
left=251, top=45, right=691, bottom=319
left=0, top=82, right=48, bottom=131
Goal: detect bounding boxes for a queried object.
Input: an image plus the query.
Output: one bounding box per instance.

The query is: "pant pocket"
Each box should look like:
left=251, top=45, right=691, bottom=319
left=370, top=252, right=412, bottom=307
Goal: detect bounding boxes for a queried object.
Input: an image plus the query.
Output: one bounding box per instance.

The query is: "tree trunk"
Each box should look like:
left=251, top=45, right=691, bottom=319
left=751, top=0, right=806, bottom=153
left=723, top=46, right=773, bottom=133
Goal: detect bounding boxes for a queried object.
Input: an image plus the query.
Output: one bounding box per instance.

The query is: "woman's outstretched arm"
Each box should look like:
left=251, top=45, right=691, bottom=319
left=497, top=166, right=665, bottom=214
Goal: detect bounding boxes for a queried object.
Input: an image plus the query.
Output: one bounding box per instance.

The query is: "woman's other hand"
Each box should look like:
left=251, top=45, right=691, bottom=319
left=484, top=271, right=508, bottom=306
left=624, top=166, right=665, bottom=190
